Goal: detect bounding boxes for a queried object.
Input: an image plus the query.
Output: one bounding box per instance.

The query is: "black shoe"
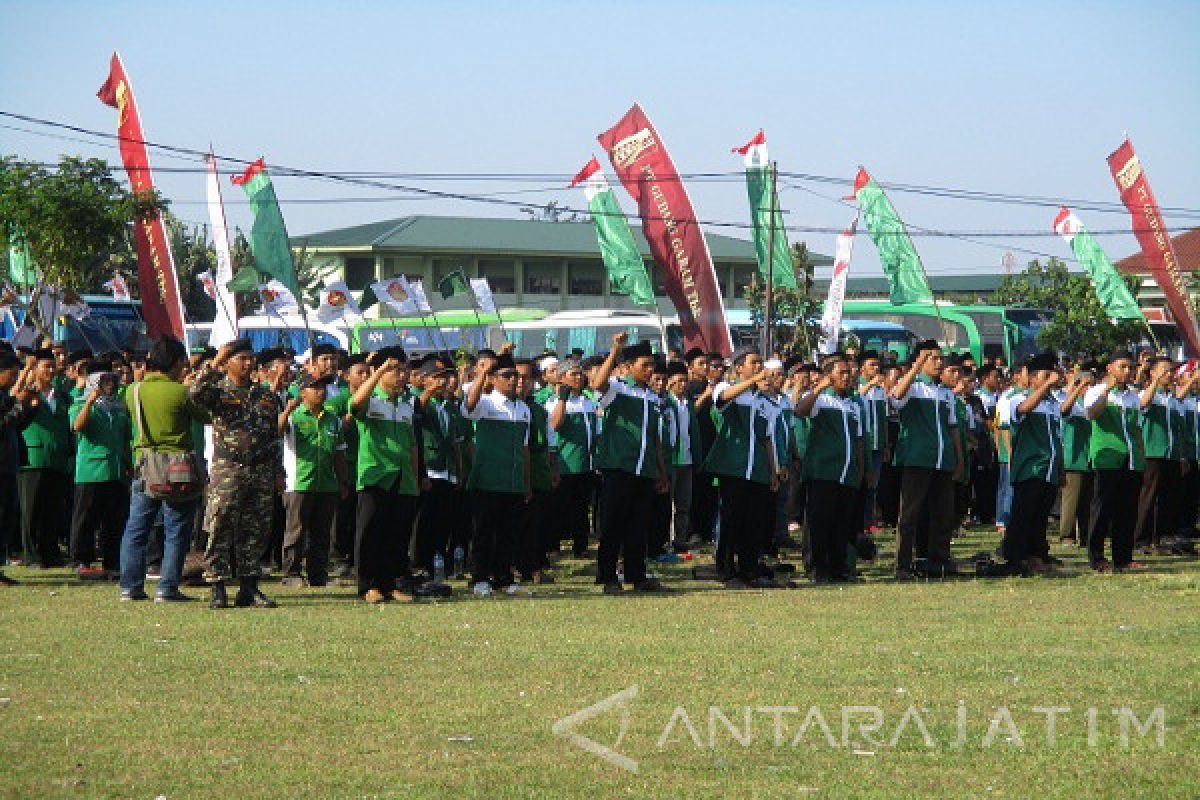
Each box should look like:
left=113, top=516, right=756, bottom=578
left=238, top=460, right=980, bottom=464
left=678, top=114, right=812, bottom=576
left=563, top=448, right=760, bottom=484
left=235, top=578, right=277, bottom=608
left=748, top=576, right=778, bottom=589
left=209, top=582, right=229, bottom=609
left=119, top=588, right=148, bottom=601
left=154, top=590, right=194, bottom=603
left=602, top=582, right=624, bottom=595
left=894, top=568, right=916, bottom=582
left=0, top=571, right=18, bottom=586
left=632, top=578, right=672, bottom=593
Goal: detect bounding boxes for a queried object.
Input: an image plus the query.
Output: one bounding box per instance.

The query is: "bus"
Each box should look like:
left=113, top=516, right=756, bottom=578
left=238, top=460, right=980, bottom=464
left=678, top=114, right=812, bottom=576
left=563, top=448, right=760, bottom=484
left=835, top=301, right=1054, bottom=365
left=6, top=295, right=153, bottom=354
left=489, top=309, right=667, bottom=358
left=355, top=307, right=547, bottom=355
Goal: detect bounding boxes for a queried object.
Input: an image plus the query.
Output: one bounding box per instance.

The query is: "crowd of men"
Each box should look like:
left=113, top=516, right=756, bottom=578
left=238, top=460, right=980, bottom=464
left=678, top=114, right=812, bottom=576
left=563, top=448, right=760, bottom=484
left=0, top=329, right=1197, bottom=606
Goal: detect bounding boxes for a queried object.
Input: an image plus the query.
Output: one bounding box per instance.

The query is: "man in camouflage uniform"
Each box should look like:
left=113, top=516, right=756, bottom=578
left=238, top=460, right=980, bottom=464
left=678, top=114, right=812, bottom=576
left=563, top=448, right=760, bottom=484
left=188, top=339, right=284, bottom=609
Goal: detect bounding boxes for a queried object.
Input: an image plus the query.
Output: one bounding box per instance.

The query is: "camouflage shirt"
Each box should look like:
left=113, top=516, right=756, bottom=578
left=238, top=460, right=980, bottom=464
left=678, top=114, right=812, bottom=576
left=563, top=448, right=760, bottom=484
left=188, top=363, right=283, bottom=470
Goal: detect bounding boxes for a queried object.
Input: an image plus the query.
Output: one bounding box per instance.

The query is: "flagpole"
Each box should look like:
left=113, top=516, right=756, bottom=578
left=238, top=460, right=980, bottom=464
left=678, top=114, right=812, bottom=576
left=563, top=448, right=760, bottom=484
left=763, top=160, right=777, bottom=359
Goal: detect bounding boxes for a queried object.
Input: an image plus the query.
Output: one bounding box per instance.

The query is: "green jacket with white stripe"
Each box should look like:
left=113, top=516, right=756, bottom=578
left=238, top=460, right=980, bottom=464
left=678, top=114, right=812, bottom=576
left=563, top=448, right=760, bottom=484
left=892, top=374, right=958, bottom=472
left=594, top=377, right=661, bottom=480
left=1009, top=394, right=1064, bottom=485
left=703, top=382, right=775, bottom=485
left=802, top=389, right=863, bottom=487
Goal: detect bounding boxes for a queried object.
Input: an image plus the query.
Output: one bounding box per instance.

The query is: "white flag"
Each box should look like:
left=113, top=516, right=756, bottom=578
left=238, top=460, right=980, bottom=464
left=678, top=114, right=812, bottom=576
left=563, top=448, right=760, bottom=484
left=819, top=212, right=859, bottom=355
left=205, top=152, right=239, bottom=346
left=58, top=288, right=91, bottom=321
left=102, top=271, right=131, bottom=302
left=258, top=280, right=300, bottom=317
left=410, top=279, right=433, bottom=313
left=370, top=276, right=419, bottom=315
left=316, top=277, right=362, bottom=324
left=469, top=277, right=497, bottom=314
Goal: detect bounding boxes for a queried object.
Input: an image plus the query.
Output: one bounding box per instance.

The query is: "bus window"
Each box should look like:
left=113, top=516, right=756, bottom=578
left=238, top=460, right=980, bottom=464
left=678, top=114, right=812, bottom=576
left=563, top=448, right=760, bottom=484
left=1005, top=309, right=1053, bottom=364
left=569, top=326, right=595, bottom=354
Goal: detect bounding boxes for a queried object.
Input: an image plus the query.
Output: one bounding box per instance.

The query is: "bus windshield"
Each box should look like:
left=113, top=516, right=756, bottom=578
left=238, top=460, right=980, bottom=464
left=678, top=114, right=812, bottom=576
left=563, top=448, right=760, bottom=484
left=1004, top=308, right=1054, bottom=364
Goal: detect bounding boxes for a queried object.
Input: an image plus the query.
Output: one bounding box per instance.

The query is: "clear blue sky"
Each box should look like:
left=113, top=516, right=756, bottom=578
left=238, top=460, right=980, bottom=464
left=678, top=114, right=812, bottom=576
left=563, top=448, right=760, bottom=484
left=2, top=0, right=1198, bottom=280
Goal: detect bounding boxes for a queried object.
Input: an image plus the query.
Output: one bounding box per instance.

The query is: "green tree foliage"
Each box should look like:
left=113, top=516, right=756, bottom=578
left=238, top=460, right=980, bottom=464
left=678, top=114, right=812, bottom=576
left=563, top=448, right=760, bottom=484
left=743, top=242, right=824, bottom=358
left=0, top=155, right=165, bottom=333
left=993, top=257, right=1146, bottom=356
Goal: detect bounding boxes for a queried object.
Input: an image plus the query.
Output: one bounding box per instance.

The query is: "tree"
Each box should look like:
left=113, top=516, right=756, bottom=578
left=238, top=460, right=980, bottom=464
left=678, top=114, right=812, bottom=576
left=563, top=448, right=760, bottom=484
left=742, top=242, right=824, bottom=358
left=993, top=257, right=1146, bottom=356
left=0, top=155, right=166, bottom=334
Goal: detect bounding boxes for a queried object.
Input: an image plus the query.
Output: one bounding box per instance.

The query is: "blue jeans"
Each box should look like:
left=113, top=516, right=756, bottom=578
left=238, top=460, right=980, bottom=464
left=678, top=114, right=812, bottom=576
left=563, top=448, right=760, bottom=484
left=996, top=463, right=1013, bottom=528
left=119, top=480, right=198, bottom=595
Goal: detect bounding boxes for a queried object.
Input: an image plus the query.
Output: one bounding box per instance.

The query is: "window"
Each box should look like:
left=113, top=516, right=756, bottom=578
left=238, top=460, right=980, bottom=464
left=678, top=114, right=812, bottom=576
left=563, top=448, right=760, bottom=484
left=568, top=260, right=605, bottom=295
left=650, top=262, right=668, bottom=297
left=524, top=259, right=561, bottom=295
left=478, top=259, right=515, bottom=293
left=344, top=257, right=375, bottom=289
left=732, top=265, right=756, bottom=299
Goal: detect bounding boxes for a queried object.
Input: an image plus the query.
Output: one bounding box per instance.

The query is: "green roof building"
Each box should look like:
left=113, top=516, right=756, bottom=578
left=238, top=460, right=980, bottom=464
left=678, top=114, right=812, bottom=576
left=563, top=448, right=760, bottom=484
left=291, top=214, right=830, bottom=314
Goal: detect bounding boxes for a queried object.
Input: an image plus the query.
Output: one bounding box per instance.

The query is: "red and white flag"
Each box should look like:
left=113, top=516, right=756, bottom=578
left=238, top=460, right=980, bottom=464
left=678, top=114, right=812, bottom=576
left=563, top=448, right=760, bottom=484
left=732, top=129, right=768, bottom=168
left=819, top=212, right=860, bottom=354
left=102, top=271, right=131, bottom=302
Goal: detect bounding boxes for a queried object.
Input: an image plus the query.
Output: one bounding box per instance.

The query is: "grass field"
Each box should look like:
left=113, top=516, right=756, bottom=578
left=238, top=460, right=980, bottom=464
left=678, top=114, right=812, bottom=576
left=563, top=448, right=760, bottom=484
left=2, top=526, right=1198, bottom=799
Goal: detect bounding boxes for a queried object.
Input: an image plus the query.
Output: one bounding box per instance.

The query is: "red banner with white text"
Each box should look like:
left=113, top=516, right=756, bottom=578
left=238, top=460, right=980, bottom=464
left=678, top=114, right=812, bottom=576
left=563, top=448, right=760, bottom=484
left=1106, top=138, right=1199, bottom=356
left=97, top=52, right=186, bottom=340
left=598, top=104, right=732, bottom=355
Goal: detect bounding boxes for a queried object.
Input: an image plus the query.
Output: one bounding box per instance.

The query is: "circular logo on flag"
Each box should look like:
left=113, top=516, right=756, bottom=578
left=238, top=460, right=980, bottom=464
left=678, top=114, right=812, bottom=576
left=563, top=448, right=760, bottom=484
left=327, top=289, right=347, bottom=307
left=386, top=281, right=408, bottom=302
left=261, top=287, right=279, bottom=303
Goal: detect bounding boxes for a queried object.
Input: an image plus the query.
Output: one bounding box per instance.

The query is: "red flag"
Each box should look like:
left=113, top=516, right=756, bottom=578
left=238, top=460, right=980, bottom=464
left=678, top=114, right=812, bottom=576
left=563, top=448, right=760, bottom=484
left=568, top=156, right=602, bottom=187
left=597, top=104, right=732, bottom=355
left=1107, top=139, right=1200, bottom=356
left=97, top=52, right=186, bottom=340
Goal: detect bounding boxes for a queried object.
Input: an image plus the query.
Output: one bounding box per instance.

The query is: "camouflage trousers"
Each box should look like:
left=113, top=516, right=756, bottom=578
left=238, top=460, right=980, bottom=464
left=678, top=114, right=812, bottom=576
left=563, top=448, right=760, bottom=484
left=203, top=458, right=276, bottom=582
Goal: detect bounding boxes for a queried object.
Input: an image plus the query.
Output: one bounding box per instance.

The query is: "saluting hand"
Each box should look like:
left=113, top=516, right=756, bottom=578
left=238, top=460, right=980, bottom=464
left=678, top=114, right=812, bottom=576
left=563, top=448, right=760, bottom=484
left=611, top=331, right=629, bottom=350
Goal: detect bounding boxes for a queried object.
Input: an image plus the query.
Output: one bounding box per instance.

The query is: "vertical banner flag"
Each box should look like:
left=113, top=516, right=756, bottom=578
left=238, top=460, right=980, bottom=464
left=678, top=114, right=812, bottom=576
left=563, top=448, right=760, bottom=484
left=1106, top=139, right=1200, bottom=356
left=469, top=277, right=497, bottom=314
left=228, top=158, right=300, bottom=295
left=569, top=157, right=655, bottom=306
left=598, top=103, right=732, bottom=355
left=819, top=212, right=860, bottom=354
left=96, top=52, right=187, bottom=339
left=1052, top=207, right=1144, bottom=321
left=846, top=167, right=934, bottom=305
left=732, top=131, right=796, bottom=289
left=204, top=151, right=239, bottom=345
left=7, top=230, right=37, bottom=287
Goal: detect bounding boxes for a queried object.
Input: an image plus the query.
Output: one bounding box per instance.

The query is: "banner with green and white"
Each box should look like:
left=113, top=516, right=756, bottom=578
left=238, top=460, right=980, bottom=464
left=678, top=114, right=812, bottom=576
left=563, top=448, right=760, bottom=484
left=847, top=167, right=934, bottom=305
left=569, top=157, right=655, bottom=307
left=1053, top=206, right=1145, bottom=321
left=732, top=130, right=795, bottom=289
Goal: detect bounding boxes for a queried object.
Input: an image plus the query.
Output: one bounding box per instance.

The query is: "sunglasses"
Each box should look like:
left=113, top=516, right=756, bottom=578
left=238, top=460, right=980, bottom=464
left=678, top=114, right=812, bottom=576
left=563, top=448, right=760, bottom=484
left=493, top=370, right=517, bottom=379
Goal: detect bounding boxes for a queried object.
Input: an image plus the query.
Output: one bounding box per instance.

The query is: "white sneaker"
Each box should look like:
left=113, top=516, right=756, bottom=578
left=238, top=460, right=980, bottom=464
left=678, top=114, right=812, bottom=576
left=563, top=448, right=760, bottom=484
left=505, top=583, right=532, bottom=597
left=472, top=581, right=492, bottom=597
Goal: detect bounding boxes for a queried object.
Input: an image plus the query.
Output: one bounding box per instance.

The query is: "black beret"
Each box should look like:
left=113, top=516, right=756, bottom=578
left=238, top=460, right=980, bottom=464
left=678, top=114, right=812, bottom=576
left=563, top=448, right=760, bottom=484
left=858, top=349, right=880, bottom=362
left=225, top=339, right=253, bottom=357
left=256, top=347, right=287, bottom=367
left=311, top=342, right=338, bottom=358
left=1107, top=349, right=1134, bottom=364
left=666, top=360, right=688, bottom=378
left=33, top=347, right=55, bottom=361
left=344, top=352, right=369, bottom=367
left=494, top=353, right=516, bottom=370
left=580, top=355, right=605, bottom=370
left=915, top=339, right=941, bottom=354
left=684, top=347, right=706, bottom=363
left=68, top=348, right=94, bottom=364
left=1027, top=352, right=1059, bottom=373
left=942, top=353, right=963, bottom=368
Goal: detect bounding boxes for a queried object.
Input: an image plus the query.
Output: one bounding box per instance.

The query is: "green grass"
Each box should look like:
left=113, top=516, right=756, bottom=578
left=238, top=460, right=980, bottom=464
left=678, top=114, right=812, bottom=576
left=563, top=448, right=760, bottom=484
left=2, top=527, right=1198, bottom=799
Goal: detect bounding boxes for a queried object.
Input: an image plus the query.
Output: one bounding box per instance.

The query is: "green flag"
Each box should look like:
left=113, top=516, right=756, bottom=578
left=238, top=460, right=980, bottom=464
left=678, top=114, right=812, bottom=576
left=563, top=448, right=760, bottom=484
left=570, top=158, right=655, bottom=307
left=231, top=159, right=299, bottom=295
left=437, top=269, right=470, bottom=300
left=1054, top=207, right=1145, bottom=321
left=733, top=132, right=795, bottom=289
left=226, top=265, right=261, bottom=293
left=7, top=230, right=37, bottom=287
left=849, top=168, right=934, bottom=305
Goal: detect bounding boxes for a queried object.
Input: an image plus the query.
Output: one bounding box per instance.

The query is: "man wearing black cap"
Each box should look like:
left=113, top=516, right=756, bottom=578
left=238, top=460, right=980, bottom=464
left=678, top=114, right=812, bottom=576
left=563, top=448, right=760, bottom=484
left=412, top=358, right=462, bottom=582
left=547, top=359, right=599, bottom=558
left=351, top=347, right=423, bottom=603
left=1134, top=355, right=1182, bottom=553
left=1084, top=350, right=1148, bottom=572
left=589, top=332, right=670, bottom=593
left=891, top=341, right=963, bottom=579
left=278, top=372, right=349, bottom=588
left=463, top=349, right=533, bottom=596
left=189, top=339, right=284, bottom=608
left=1004, top=353, right=1064, bottom=574
left=683, top=348, right=717, bottom=546
left=16, top=347, right=73, bottom=567
left=327, top=351, right=369, bottom=578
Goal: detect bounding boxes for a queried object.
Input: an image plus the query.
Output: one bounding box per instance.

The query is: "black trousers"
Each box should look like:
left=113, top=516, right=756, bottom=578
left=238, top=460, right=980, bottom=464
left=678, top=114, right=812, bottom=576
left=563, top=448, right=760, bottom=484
left=1089, top=468, right=1141, bottom=568
left=596, top=469, right=654, bottom=585
left=0, top=474, right=18, bottom=562
left=17, top=468, right=70, bottom=566
left=471, top=489, right=523, bottom=588
left=282, top=491, right=336, bottom=583
left=1005, top=478, right=1057, bottom=566
left=261, top=492, right=286, bottom=567
left=1179, top=460, right=1200, bottom=536
left=332, top=488, right=357, bottom=567
left=413, top=478, right=456, bottom=576
left=1134, top=458, right=1179, bottom=548
left=877, top=459, right=902, bottom=527
left=972, top=464, right=998, bottom=524
left=896, top=467, right=956, bottom=571
left=690, top=471, right=718, bottom=542
left=716, top=476, right=772, bottom=582
left=69, top=480, right=129, bottom=570
left=515, top=489, right=549, bottom=580
left=807, top=479, right=859, bottom=579
left=355, top=486, right=416, bottom=595
left=555, top=472, right=593, bottom=555
left=648, top=481, right=672, bottom=558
